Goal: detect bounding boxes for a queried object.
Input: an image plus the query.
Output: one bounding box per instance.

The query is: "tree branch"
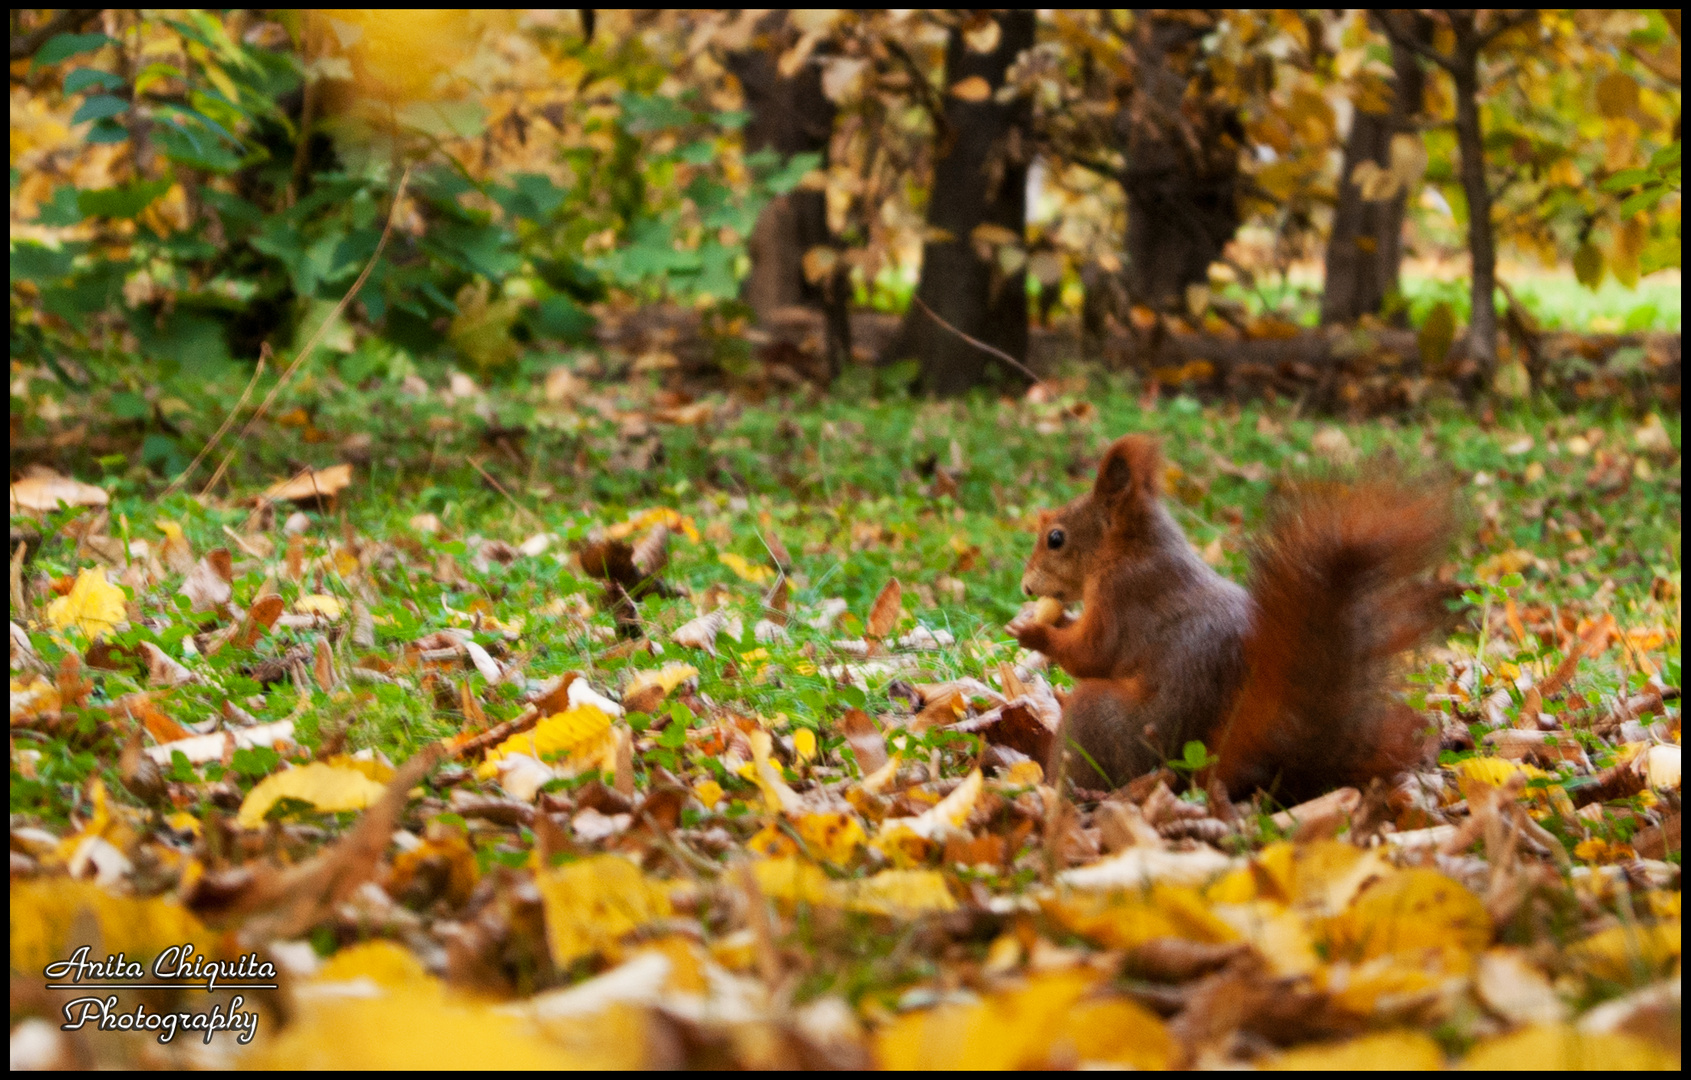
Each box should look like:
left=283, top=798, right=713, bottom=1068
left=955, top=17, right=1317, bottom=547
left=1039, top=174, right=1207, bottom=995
left=1372, top=10, right=1455, bottom=73
left=1475, top=10, right=1539, bottom=51
left=11, top=8, right=102, bottom=62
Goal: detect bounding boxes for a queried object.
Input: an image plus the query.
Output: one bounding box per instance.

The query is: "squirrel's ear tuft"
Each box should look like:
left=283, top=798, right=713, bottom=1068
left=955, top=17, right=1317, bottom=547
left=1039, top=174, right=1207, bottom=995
left=1095, top=435, right=1160, bottom=502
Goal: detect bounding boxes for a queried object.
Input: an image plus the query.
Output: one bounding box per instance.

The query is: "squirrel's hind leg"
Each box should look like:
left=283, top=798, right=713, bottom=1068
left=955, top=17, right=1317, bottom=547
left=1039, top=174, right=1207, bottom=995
left=1060, top=678, right=1164, bottom=789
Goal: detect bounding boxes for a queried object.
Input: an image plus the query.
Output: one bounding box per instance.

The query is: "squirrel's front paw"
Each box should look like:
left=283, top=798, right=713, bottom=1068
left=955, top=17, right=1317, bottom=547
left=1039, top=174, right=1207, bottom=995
left=1007, top=615, right=1051, bottom=653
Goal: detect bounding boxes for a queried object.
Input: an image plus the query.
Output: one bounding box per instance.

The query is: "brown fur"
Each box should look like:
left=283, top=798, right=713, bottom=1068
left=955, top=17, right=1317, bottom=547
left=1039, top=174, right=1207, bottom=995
left=1014, top=434, right=1452, bottom=801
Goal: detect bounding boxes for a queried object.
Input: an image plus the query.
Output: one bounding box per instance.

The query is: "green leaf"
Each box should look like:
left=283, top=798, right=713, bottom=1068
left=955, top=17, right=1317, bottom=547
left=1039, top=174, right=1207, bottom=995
left=85, top=119, right=129, bottom=145
left=76, top=179, right=170, bottom=219
left=1618, top=188, right=1666, bottom=217
left=532, top=293, right=596, bottom=343
left=231, top=745, right=281, bottom=780
left=33, top=32, right=114, bottom=67
left=63, top=68, right=125, bottom=94
left=70, top=93, right=129, bottom=125
left=1600, top=169, right=1652, bottom=192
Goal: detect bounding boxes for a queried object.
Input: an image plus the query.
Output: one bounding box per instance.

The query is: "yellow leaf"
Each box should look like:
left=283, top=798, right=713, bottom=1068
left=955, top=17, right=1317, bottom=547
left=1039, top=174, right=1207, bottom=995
left=949, top=75, right=992, bottom=102
left=315, top=939, right=431, bottom=987
left=1212, top=900, right=1319, bottom=976
left=792, top=727, right=818, bottom=761
left=1570, top=922, right=1680, bottom=983
left=252, top=982, right=630, bottom=1068
left=294, top=593, right=345, bottom=619
left=10, top=879, right=211, bottom=976
left=876, top=769, right=983, bottom=844
left=693, top=779, right=724, bottom=810
left=1453, top=756, right=1548, bottom=801
left=876, top=969, right=1168, bottom=1069
left=605, top=507, right=684, bottom=541
left=477, top=704, right=614, bottom=777
left=623, top=662, right=699, bottom=703
left=1043, top=885, right=1240, bottom=952
left=1269, top=1030, right=1445, bottom=1070
left=44, top=568, right=127, bottom=641
left=793, top=811, right=866, bottom=864
left=747, top=822, right=800, bottom=857
left=747, top=729, right=804, bottom=813
left=10, top=676, right=61, bottom=722
left=237, top=761, right=391, bottom=828
left=1324, top=868, right=1491, bottom=968
left=1461, top=1024, right=1676, bottom=1071
left=752, top=856, right=957, bottom=916
left=718, top=552, right=773, bottom=584
left=536, top=855, right=673, bottom=968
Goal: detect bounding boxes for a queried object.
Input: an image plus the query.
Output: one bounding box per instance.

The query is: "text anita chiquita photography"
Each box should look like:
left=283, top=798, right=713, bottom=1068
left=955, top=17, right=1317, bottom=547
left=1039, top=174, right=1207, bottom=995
left=7, top=8, right=1681, bottom=1071
left=42, top=944, right=273, bottom=1045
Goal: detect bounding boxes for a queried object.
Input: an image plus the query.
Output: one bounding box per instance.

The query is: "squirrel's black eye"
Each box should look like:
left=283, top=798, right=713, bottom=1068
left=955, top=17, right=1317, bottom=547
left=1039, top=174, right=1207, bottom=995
left=1046, top=528, right=1066, bottom=550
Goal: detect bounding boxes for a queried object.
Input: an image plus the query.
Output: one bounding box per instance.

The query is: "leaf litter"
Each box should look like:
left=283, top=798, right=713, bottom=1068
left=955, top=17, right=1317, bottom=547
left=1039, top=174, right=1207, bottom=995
left=6, top=388, right=1682, bottom=1068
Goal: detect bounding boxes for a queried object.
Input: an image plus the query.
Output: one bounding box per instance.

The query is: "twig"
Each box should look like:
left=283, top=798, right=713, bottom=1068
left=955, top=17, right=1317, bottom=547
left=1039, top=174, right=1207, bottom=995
left=451, top=704, right=541, bottom=759
left=467, top=457, right=546, bottom=531
left=911, top=296, right=1041, bottom=384
left=162, top=344, right=269, bottom=499
left=11, top=9, right=102, bottom=61
left=198, top=166, right=414, bottom=498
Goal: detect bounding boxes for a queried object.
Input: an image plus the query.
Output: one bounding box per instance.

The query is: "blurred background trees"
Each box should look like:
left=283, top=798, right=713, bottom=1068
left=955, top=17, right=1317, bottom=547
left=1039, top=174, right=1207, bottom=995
left=9, top=9, right=1681, bottom=413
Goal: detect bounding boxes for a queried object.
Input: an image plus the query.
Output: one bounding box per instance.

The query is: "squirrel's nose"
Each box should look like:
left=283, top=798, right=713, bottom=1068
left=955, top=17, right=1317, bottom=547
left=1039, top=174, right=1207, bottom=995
left=1022, top=583, right=1033, bottom=597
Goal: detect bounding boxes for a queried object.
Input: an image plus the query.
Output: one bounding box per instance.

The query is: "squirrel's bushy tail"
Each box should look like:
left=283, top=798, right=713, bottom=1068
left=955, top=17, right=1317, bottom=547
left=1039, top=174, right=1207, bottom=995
left=1214, top=478, right=1455, bottom=802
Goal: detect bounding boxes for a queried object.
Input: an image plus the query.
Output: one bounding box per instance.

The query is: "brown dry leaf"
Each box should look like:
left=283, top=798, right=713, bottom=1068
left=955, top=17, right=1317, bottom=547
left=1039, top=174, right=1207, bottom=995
left=865, top=577, right=902, bottom=644
left=265, top=463, right=353, bottom=503
left=179, top=549, right=233, bottom=612
left=840, top=708, right=888, bottom=773
left=9, top=471, right=108, bottom=513
left=205, top=742, right=443, bottom=937
left=632, top=523, right=669, bottom=577
left=139, top=642, right=194, bottom=687
left=313, top=635, right=338, bottom=691
left=234, top=594, right=286, bottom=649
left=155, top=519, right=195, bottom=574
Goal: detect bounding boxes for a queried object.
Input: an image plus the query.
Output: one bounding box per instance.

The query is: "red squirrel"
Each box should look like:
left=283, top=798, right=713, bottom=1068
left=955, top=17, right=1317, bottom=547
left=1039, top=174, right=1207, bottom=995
left=1008, top=433, right=1454, bottom=802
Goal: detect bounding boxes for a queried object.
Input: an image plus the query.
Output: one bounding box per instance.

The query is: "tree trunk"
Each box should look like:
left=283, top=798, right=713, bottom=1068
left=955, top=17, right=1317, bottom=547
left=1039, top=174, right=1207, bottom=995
left=727, top=24, right=849, bottom=374
left=1322, top=14, right=1429, bottom=325
left=1449, top=33, right=1498, bottom=386
left=885, top=10, right=1036, bottom=396
left=1119, top=11, right=1243, bottom=310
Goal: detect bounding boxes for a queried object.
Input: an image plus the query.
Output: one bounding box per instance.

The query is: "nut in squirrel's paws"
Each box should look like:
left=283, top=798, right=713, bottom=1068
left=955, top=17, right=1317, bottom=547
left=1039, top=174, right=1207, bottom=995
left=1007, top=597, right=1064, bottom=650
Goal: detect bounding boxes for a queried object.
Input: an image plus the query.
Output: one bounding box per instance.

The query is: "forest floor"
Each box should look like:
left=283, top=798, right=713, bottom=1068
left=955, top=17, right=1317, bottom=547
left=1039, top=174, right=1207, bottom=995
left=8, top=353, right=1683, bottom=1067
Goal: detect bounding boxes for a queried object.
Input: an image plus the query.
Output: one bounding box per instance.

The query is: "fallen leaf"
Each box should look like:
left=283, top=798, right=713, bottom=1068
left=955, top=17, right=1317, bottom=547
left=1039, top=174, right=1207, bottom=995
left=865, top=578, right=902, bottom=643
left=536, top=854, right=673, bottom=967
left=719, top=552, right=773, bottom=584
left=10, top=472, right=109, bottom=513
left=237, top=761, right=391, bottom=828
left=1461, top=1024, right=1676, bottom=1070
left=265, top=463, right=353, bottom=502
left=44, top=568, right=127, bottom=640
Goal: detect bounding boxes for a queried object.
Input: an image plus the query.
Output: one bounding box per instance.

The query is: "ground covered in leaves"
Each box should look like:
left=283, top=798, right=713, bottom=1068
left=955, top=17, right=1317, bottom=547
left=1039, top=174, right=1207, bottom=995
left=9, top=374, right=1682, bottom=1068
